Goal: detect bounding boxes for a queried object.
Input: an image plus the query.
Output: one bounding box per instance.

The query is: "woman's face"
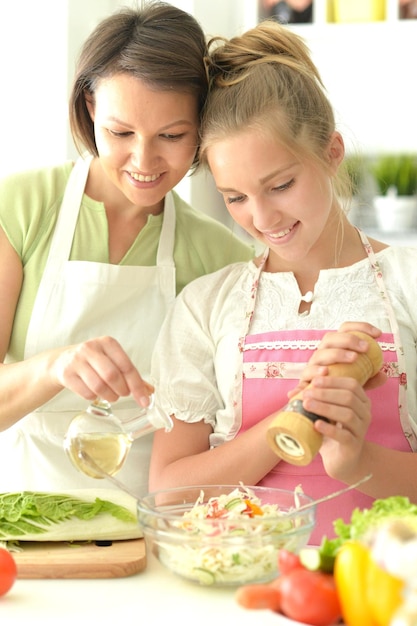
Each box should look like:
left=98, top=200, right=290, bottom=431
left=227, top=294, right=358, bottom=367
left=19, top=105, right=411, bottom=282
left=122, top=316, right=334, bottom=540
left=207, top=128, right=343, bottom=270
left=87, top=73, right=199, bottom=211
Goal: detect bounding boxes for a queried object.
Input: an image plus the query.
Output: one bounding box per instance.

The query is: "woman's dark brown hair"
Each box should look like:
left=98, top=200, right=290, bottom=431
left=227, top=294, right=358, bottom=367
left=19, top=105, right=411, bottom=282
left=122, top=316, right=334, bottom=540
left=69, top=1, right=207, bottom=165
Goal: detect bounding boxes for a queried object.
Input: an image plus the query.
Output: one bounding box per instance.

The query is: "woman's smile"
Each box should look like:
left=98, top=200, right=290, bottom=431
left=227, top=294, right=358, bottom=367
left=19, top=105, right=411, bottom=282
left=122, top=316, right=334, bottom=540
left=87, top=73, right=199, bottom=213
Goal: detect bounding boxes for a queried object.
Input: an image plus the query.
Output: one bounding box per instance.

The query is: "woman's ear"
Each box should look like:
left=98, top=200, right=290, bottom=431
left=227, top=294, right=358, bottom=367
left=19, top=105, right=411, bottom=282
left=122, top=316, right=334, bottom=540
left=328, top=131, right=345, bottom=174
left=84, top=91, right=95, bottom=121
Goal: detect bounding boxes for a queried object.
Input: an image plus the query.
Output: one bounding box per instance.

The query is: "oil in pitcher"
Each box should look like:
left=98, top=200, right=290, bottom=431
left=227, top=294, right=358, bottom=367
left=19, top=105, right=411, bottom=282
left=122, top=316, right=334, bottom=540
left=64, top=396, right=173, bottom=478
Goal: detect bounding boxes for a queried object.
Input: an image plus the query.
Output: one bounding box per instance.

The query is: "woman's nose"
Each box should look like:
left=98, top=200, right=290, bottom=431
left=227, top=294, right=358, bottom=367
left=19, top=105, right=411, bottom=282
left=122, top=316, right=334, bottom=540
left=130, top=137, right=157, bottom=171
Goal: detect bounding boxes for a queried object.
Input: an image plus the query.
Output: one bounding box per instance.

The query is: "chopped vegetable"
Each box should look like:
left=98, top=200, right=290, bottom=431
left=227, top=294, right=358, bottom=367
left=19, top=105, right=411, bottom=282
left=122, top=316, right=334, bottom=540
left=299, top=546, right=335, bottom=573
left=0, top=489, right=141, bottom=543
left=157, top=486, right=309, bottom=586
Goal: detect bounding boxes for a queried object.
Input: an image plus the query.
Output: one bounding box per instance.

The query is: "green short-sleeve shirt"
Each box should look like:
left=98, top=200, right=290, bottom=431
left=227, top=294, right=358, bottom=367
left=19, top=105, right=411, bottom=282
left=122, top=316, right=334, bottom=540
left=0, top=161, right=254, bottom=361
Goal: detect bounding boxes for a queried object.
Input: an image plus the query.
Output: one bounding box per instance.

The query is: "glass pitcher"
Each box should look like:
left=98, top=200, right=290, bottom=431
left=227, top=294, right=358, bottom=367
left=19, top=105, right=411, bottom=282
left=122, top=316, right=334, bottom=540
left=64, top=396, right=173, bottom=478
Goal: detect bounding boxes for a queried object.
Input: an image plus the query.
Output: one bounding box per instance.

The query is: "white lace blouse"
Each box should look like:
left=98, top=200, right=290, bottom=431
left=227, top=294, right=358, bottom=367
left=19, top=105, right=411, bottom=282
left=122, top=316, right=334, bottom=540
left=151, top=246, right=417, bottom=447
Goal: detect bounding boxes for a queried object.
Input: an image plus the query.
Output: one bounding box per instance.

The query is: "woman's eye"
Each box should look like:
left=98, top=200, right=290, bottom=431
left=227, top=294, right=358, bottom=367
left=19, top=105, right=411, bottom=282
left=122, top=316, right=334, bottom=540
left=108, top=129, right=132, bottom=137
left=161, top=133, right=186, bottom=141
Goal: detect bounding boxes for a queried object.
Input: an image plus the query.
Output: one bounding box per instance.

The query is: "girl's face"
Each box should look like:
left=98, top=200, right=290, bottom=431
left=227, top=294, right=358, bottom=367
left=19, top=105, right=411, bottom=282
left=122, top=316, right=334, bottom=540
left=207, top=128, right=344, bottom=271
left=87, top=73, right=199, bottom=211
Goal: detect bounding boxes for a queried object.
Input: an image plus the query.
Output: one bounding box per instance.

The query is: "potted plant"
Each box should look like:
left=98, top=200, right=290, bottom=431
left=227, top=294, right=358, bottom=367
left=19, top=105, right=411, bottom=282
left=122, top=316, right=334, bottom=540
left=343, top=154, right=375, bottom=228
left=371, top=153, right=417, bottom=233
left=345, top=154, right=366, bottom=197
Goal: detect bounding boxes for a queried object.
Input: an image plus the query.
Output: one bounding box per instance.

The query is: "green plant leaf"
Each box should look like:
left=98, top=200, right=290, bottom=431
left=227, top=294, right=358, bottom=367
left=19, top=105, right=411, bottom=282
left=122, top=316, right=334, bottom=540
left=372, top=154, right=417, bottom=196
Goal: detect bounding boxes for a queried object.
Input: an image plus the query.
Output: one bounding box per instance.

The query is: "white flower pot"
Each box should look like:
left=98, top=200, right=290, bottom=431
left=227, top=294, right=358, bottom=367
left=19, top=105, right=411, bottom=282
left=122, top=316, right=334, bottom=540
left=374, top=195, right=417, bottom=233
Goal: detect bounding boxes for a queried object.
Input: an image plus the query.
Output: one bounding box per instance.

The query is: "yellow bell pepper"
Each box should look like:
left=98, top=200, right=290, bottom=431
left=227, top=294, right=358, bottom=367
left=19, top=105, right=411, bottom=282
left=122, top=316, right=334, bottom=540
left=366, top=552, right=404, bottom=626
left=334, top=540, right=404, bottom=626
left=334, top=541, right=378, bottom=626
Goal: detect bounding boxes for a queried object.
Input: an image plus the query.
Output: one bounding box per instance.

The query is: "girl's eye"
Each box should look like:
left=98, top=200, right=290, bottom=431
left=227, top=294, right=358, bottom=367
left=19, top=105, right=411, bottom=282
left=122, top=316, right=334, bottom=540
left=225, top=195, right=245, bottom=205
left=274, top=178, right=295, bottom=192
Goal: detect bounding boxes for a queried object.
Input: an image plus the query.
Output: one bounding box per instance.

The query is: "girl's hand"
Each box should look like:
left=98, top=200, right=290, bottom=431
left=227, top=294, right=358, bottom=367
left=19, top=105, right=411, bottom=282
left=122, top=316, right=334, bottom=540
left=49, top=336, right=153, bottom=407
left=289, top=322, right=386, bottom=398
left=302, top=374, right=371, bottom=481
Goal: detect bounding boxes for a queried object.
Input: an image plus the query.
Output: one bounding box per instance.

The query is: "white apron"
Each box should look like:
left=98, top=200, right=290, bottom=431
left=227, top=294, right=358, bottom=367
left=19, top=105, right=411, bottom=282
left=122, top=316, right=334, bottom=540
left=0, top=155, right=176, bottom=495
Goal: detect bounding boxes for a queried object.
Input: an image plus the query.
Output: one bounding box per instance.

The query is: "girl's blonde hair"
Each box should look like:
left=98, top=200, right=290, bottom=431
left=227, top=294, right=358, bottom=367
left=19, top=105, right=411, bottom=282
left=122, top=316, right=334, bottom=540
left=200, top=20, right=351, bottom=199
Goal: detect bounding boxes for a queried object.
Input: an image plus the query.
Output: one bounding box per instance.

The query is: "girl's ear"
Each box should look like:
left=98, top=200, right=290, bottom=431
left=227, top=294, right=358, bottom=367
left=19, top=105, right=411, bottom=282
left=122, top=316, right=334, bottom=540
left=328, top=131, right=345, bottom=174
left=84, top=91, right=95, bottom=121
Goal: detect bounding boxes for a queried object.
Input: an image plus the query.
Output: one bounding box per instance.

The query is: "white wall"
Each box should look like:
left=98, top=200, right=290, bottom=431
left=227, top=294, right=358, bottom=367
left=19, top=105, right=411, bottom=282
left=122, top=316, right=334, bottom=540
left=0, top=0, right=131, bottom=176
left=0, top=0, right=415, bottom=224
left=293, top=20, right=417, bottom=156
left=0, top=1, right=68, bottom=175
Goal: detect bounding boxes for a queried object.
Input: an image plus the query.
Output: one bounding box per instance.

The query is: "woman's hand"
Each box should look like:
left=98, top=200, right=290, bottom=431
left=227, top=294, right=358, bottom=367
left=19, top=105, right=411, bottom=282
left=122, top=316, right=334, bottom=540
left=49, top=336, right=153, bottom=407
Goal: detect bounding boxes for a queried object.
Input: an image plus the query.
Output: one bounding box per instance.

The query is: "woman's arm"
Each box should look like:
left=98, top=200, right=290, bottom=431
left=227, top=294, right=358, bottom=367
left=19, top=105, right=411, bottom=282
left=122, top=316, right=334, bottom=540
left=0, top=226, right=152, bottom=430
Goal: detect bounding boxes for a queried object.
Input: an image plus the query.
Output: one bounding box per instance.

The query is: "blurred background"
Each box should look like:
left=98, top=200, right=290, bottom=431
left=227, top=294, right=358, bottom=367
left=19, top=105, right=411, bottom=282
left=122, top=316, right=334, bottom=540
left=1, top=0, right=415, bottom=242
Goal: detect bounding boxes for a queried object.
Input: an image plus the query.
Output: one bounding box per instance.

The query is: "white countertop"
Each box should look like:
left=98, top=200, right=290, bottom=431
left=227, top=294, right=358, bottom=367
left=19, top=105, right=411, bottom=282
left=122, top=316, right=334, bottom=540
left=3, top=551, right=292, bottom=626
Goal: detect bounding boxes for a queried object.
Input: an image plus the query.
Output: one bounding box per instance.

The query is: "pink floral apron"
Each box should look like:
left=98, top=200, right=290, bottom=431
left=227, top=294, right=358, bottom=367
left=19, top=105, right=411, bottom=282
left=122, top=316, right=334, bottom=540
left=238, top=231, right=416, bottom=545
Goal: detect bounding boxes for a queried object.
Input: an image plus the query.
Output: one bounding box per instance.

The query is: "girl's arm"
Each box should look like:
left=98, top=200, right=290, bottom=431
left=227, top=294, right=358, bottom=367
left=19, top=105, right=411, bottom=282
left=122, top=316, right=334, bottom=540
left=149, top=413, right=281, bottom=492
left=150, top=320, right=417, bottom=504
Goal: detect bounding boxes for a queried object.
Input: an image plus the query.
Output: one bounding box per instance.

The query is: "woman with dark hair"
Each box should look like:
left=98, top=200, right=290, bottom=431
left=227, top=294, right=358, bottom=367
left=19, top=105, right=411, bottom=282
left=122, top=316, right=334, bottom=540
left=0, top=2, right=253, bottom=494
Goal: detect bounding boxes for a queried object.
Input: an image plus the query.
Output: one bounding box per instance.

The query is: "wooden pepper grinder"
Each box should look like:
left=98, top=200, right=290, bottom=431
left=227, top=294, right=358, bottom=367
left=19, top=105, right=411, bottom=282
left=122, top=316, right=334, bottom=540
left=266, top=331, right=383, bottom=466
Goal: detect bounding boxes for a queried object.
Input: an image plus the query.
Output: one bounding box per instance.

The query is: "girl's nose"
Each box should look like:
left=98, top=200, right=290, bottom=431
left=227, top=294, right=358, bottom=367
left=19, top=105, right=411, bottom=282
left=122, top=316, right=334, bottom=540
left=251, top=200, right=282, bottom=231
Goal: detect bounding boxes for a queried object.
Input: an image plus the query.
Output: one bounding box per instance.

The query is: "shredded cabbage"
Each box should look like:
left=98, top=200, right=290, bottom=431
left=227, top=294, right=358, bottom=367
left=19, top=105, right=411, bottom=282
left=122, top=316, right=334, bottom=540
left=157, top=486, right=310, bottom=586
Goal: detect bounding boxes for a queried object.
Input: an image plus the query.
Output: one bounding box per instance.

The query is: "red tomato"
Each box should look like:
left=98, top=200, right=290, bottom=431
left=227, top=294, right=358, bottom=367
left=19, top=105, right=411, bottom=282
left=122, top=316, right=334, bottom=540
left=279, top=568, right=342, bottom=626
left=0, top=548, right=17, bottom=596
left=277, top=549, right=303, bottom=575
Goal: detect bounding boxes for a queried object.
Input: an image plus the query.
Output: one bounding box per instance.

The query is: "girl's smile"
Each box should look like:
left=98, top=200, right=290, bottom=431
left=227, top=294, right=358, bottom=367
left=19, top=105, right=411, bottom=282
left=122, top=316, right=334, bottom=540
left=208, top=128, right=343, bottom=272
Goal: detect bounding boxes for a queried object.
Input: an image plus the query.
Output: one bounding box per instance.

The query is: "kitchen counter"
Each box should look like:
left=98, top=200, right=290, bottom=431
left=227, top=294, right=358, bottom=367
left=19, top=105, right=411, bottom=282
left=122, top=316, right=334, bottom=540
left=3, top=550, right=289, bottom=626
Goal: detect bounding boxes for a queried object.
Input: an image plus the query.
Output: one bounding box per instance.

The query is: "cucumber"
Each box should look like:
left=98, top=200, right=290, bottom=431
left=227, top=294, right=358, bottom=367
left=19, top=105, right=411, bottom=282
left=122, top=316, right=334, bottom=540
left=224, top=498, right=244, bottom=510
left=193, top=567, right=216, bottom=585
left=299, top=547, right=335, bottom=573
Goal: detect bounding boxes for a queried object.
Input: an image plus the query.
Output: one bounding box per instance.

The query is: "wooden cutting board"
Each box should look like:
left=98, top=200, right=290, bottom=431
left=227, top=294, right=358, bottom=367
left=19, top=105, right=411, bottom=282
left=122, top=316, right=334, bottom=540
left=14, top=538, right=146, bottom=579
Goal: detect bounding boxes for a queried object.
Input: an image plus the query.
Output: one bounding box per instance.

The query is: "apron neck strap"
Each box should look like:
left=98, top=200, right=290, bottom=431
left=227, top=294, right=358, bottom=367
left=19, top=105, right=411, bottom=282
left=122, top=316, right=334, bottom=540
left=48, top=154, right=93, bottom=262
left=46, top=154, right=176, bottom=268
left=157, top=191, right=176, bottom=267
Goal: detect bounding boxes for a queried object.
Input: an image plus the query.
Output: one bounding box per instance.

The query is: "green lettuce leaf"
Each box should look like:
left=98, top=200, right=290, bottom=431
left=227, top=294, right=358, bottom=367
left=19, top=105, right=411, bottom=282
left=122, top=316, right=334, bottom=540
left=333, top=496, right=417, bottom=540
left=318, top=496, right=417, bottom=565
left=0, top=490, right=141, bottom=542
